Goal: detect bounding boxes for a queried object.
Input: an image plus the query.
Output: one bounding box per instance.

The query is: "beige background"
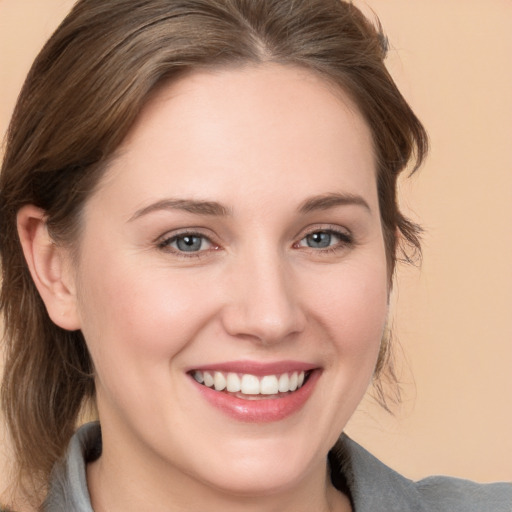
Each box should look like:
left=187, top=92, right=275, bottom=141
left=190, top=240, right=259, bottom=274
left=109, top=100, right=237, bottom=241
left=1, top=0, right=511, bottom=489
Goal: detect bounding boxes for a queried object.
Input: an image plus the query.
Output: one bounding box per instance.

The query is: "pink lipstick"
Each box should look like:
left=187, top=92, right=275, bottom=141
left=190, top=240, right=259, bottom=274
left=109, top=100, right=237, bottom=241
left=187, top=361, right=320, bottom=422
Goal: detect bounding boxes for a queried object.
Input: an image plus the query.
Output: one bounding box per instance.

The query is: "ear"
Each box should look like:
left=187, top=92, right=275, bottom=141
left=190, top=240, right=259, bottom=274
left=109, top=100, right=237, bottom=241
left=17, top=205, right=81, bottom=331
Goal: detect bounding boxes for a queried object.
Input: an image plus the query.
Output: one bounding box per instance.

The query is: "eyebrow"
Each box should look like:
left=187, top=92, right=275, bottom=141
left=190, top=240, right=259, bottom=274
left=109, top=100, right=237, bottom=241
left=129, top=191, right=370, bottom=222
left=129, top=198, right=230, bottom=221
left=298, top=192, right=371, bottom=214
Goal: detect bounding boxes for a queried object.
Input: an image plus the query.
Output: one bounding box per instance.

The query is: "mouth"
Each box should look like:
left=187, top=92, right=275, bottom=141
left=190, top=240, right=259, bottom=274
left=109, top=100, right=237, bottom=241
left=187, top=363, right=320, bottom=422
left=190, top=369, right=312, bottom=400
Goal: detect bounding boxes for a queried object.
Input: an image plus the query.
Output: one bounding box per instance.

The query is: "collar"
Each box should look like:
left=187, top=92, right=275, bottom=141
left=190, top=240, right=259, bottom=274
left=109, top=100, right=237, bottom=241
left=45, top=422, right=511, bottom=512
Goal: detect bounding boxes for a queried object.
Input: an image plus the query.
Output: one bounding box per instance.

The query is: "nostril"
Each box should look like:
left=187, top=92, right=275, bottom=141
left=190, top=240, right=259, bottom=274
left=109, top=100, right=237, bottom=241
left=220, top=301, right=306, bottom=345
left=218, top=258, right=306, bottom=343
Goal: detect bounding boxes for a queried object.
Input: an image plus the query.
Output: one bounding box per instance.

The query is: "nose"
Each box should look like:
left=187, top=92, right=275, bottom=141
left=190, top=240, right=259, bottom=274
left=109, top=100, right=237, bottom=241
left=220, top=248, right=306, bottom=345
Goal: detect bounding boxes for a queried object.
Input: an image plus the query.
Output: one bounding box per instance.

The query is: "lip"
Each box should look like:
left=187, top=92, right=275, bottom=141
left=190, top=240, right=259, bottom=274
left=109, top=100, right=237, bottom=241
left=189, top=360, right=317, bottom=376
left=188, top=362, right=321, bottom=423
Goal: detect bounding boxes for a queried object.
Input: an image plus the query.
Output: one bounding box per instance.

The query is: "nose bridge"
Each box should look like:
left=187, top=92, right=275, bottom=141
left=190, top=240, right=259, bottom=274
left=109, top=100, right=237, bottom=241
left=222, top=239, right=304, bottom=344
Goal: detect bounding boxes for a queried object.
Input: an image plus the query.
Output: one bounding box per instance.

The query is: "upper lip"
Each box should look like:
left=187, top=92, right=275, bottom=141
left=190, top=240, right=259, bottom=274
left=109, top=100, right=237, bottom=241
left=188, top=360, right=319, bottom=376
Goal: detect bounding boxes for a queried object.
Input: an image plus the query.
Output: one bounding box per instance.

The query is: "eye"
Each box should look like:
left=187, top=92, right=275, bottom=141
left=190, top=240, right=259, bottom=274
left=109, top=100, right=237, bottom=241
left=302, top=231, right=334, bottom=249
left=158, top=233, right=215, bottom=254
left=296, top=229, right=352, bottom=250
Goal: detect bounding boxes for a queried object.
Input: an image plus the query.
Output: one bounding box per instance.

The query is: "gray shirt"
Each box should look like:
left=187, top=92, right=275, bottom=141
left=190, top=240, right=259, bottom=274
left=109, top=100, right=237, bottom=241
left=44, top=422, right=512, bottom=511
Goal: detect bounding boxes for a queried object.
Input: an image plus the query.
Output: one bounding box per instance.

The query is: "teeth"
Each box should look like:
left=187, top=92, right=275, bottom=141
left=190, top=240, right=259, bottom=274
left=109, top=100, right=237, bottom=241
left=193, top=370, right=307, bottom=395
left=241, top=374, right=260, bottom=394
left=260, top=375, right=279, bottom=395
left=203, top=371, right=214, bottom=388
left=226, top=372, right=241, bottom=392
left=213, top=371, right=226, bottom=391
left=289, top=371, right=298, bottom=391
left=278, top=373, right=289, bottom=392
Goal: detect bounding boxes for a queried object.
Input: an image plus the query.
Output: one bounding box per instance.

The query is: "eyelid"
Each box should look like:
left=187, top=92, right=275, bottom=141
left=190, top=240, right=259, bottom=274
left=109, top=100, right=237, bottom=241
left=154, top=226, right=215, bottom=244
left=154, top=224, right=353, bottom=257
left=155, top=228, right=220, bottom=256
left=293, top=224, right=354, bottom=251
left=295, top=224, right=352, bottom=241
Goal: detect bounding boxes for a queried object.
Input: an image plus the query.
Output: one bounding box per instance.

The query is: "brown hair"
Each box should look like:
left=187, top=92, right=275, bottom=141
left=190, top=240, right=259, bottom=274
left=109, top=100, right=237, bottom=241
left=0, top=0, right=427, bottom=505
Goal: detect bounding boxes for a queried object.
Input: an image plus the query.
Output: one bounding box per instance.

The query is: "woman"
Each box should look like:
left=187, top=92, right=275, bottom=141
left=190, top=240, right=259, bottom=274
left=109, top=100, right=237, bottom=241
left=0, top=0, right=510, bottom=511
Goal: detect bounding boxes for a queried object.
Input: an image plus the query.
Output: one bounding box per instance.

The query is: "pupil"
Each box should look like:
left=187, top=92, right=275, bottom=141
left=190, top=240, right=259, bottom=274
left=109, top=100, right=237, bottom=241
left=308, top=232, right=331, bottom=248
left=177, top=235, right=202, bottom=251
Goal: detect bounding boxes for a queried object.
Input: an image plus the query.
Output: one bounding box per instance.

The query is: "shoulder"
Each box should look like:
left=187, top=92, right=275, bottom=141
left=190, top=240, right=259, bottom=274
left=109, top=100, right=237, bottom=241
left=330, top=435, right=512, bottom=512
left=415, top=475, right=512, bottom=512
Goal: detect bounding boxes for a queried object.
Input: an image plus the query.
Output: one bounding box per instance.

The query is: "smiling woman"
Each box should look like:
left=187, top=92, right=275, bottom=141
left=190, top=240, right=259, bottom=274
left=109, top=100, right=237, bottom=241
left=58, top=69, right=388, bottom=478
left=0, top=1, right=510, bottom=512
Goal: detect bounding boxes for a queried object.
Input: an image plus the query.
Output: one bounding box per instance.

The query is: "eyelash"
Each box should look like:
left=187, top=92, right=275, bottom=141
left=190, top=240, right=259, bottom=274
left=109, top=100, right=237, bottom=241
left=156, top=226, right=353, bottom=259
left=157, top=230, right=218, bottom=259
left=294, top=227, right=353, bottom=254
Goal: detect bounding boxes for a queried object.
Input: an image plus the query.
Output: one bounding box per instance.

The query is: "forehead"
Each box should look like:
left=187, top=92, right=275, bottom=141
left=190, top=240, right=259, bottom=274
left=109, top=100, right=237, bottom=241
left=95, top=63, right=377, bottom=214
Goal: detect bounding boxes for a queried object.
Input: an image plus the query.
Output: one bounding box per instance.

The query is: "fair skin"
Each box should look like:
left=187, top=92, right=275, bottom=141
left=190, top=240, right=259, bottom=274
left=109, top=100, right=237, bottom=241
left=18, top=64, right=389, bottom=512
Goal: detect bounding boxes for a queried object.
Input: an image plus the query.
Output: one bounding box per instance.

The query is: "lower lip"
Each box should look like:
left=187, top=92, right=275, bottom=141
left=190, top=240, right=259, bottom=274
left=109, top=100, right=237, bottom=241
left=191, top=370, right=321, bottom=422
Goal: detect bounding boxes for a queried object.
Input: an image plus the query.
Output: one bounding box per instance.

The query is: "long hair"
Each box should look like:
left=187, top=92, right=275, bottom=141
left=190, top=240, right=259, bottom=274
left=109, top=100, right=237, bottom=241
left=0, top=0, right=427, bottom=504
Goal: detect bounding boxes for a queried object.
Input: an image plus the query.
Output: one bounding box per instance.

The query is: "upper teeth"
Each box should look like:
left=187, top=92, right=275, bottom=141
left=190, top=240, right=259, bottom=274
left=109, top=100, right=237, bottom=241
left=193, top=370, right=306, bottom=395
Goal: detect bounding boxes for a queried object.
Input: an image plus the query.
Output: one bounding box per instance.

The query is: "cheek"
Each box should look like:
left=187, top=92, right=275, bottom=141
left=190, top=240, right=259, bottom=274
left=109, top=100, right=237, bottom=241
left=288, top=258, right=389, bottom=446
left=75, top=253, right=217, bottom=383
left=76, top=267, right=221, bottom=432
left=306, top=258, right=389, bottom=423
left=311, top=260, right=388, bottom=350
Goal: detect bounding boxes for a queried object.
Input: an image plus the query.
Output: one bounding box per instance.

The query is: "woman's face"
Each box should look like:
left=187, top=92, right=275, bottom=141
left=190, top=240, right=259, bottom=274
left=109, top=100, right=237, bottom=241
left=71, top=64, right=388, bottom=496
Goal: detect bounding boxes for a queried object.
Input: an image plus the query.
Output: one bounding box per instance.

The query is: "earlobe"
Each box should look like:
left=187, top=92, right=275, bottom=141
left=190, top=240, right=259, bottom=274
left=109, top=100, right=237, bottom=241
left=17, top=205, right=81, bottom=331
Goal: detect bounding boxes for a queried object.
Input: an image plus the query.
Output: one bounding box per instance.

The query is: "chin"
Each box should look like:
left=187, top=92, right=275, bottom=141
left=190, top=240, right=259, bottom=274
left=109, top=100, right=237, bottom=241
left=202, top=463, right=309, bottom=498
left=190, top=435, right=326, bottom=497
